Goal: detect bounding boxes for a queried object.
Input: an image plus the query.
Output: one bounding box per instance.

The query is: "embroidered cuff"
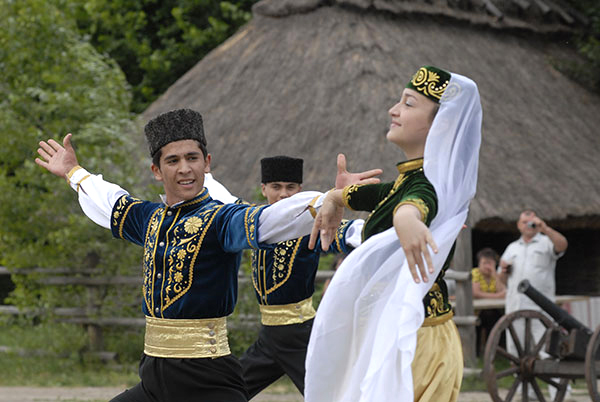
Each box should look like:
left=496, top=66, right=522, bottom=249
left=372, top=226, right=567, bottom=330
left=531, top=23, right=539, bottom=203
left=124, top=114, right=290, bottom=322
left=67, top=166, right=92, bottom=193
left=66, top=165, right=82, bottom=180
left=342, top=185, right=359, bottom=211
left=393, top=199, right=429, bottom=223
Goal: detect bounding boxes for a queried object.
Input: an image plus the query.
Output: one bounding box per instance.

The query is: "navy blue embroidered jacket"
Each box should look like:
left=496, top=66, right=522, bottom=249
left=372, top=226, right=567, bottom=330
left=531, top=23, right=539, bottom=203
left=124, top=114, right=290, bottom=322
left=111, top=188, right=267, bottom=319
left=252, top=220, right=354, bottom=306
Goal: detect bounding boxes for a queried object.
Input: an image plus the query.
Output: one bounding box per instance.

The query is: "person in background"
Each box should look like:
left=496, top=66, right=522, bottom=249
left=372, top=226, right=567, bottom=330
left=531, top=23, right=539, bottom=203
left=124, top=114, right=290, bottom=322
left=499, top=209, right=568, bottom=399
left=471, top=247, right=505, bottom=355
left=205, top=155, right=375, bottom=399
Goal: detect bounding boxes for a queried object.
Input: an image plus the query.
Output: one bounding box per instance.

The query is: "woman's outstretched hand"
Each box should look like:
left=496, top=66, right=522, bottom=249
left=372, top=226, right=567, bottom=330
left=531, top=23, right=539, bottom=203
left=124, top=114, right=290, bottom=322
left=309, top=190, right=344, bottom=251
left=334, top=154, right=382, bottom=189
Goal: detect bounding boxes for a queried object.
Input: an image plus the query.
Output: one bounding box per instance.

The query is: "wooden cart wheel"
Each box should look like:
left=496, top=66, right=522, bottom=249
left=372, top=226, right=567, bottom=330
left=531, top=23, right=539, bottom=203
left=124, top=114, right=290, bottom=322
left=585, top=324, right=600, bottom=402
left=483, top=310, right=569, bottom=402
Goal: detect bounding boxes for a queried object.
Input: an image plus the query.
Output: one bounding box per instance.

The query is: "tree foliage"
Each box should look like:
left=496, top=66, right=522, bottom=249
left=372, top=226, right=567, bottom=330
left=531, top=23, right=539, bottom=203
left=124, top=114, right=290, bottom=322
left=70, top=0, right=258, bottom=112
left=561, top=0, right=600, bottom=93
left=0, top=0, right=146, bottom=313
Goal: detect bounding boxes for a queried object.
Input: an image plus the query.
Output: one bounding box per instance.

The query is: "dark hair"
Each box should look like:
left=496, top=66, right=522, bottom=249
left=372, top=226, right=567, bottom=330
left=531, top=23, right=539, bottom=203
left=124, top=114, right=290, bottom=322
left=152, top=140, right=208, bottom=167
left=476, top=247, right=499, bottom=264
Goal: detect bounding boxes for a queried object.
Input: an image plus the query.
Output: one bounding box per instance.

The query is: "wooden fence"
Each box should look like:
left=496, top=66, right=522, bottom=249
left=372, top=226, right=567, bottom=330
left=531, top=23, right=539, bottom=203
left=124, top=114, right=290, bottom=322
left=0, top=266, right=478, bottom=363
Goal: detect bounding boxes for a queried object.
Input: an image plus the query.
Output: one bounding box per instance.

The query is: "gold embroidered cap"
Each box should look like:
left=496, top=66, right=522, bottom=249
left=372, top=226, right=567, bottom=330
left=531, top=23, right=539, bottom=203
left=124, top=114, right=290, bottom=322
left=406, top=66, right=451, bottom=103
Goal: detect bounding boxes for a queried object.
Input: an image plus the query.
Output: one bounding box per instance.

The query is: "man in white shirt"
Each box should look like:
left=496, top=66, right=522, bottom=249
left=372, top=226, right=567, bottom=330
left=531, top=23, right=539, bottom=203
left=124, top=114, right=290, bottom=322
left=499, top=209, right=568, bottom=398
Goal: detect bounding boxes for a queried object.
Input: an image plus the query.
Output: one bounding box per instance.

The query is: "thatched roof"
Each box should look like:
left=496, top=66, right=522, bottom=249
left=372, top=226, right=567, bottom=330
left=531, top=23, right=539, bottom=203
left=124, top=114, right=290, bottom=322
left=142, top=0, right=600, bottom=232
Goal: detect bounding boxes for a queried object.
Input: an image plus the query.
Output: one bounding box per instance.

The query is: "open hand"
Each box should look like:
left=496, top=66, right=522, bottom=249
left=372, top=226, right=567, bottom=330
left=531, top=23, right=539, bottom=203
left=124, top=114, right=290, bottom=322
left=308, top=190, right=344, bottom=251
left=335, top=154, right=382, bottom=189
left=393, top=205, right=438, bottom=283
left=35, top=133, right=79, bottom=178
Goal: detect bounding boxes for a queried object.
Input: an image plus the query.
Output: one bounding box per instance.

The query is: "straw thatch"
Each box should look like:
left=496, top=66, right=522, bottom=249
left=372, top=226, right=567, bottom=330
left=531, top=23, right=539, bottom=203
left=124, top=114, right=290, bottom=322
left=142, top=0, right=600, bottom=232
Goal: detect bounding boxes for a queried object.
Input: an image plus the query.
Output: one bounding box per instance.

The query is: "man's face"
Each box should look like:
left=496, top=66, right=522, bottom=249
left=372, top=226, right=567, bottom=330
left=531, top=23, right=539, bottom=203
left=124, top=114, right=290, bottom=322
left=386, top=88, right=437, bottom=150
left=261, top=181, right=302, bottom=204
left=151, top=139, right=211, bottom=205
left=478, top=257, right=496, bottom=277
left=517, top=211, right=537, bottom=236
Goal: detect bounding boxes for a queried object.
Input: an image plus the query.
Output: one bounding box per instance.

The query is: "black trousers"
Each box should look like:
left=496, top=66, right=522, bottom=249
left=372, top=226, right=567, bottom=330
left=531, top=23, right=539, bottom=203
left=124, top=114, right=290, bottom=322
left=240, top=319, right=313, bottom=399
left=110, top=353, right=248, bottom=402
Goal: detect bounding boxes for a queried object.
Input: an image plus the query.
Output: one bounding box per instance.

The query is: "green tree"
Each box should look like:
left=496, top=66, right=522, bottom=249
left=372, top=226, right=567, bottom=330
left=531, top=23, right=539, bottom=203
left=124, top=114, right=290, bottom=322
left=0, top=0, right=146, bottom=316
left=560, top=0, right=600, bottom=92
left=70, top=0, right=258, bottom=112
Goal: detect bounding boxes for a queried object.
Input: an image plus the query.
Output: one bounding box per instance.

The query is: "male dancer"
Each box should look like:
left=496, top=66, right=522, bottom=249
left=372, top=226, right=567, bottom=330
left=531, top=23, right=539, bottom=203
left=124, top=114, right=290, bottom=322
left=35, top=109, right=379, bottom=402
left=209, top=156, right=362, bottom=398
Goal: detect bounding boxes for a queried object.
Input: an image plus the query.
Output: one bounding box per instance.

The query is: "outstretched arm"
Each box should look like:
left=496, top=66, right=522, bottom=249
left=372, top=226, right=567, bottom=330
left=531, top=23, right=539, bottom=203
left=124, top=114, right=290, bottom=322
left=35, top=133, right=128, bottom=229
left=309, top=154, right=382, bottom=251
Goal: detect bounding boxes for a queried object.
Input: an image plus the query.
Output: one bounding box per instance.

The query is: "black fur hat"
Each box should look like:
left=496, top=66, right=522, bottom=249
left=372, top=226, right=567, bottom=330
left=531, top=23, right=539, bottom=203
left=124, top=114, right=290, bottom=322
left=144, top=109, right=206, bottom=156
left=261, top=156, right=303, bottom=184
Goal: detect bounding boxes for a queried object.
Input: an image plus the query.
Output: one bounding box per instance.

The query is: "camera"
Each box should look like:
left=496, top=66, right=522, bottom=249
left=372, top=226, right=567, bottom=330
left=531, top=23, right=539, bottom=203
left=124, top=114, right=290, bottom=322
left=527, top=221, right=536, bottom=228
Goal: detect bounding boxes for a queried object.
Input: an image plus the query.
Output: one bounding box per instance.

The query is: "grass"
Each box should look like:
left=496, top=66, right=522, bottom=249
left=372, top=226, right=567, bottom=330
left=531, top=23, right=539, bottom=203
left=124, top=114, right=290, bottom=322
left=0, top=320, right=140, bottom=387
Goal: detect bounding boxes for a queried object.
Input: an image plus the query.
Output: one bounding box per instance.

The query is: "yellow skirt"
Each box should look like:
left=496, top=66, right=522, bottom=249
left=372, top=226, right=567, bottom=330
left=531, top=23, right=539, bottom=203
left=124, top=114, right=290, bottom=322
left=412, top=319, right=463, bottom=402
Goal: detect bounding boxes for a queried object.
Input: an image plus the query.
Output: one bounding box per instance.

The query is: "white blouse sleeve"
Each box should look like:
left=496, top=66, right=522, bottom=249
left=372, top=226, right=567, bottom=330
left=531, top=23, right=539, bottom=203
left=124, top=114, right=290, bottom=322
left=257, top=191, right=327, bottom=244
left=203, top=173, right=238, bottom=204
left=67, top=167, right=129, bottom=229
left=344, top=219, right=364, bottom=248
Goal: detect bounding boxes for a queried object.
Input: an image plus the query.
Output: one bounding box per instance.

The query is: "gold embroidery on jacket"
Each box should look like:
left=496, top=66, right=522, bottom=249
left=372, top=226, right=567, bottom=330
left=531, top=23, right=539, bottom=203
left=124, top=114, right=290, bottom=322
left=244, top=205, right=266, bottom=248
left=161, top=205, right=223, bottom=311
left=143, top=208, right=165, bottom=316
left=112, top=195, right=143, bottom=240
left=252, top=238, right=302, bottom=303
left=342, top=185, right=361, bottom=210
left=394, top=198, right=429, bottom=223
left=425, top=283, right=451, bottom=318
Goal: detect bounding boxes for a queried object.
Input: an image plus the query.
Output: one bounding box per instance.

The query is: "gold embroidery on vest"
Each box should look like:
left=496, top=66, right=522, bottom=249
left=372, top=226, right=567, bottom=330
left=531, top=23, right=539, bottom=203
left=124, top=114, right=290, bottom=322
left=244, top=205, right=266, bottom=248
left=143, top=208, right=165, bottom=317
left=112, top=195, right=143, bottom=240
left=425, top=283, right=451, bottom=318
left=161, top=205, right=223, bottom=311
left=251, top=238, right=303, bottom=303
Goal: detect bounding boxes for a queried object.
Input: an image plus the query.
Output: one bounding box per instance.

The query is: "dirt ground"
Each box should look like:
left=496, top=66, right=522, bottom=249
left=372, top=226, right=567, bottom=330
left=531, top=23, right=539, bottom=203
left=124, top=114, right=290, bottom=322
left=0, top=387, right=593, bottom=402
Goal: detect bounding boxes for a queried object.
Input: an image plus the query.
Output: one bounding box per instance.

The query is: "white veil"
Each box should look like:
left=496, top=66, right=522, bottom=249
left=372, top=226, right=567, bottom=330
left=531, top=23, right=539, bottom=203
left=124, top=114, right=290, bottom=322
left=304, top=72, right=482, bottom=402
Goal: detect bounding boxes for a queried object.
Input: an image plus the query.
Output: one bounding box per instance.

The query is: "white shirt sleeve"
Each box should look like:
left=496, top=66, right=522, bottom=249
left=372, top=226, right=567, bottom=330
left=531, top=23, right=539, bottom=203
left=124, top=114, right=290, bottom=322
left=68, top=167, right=330, bottom=244
left=258, top=191, right=327, bottom=244
left=67, top=167, right=129, bottom=229
left=345, top=219, right=364, bottom=248
left=203, top=173, right=238, bottom=204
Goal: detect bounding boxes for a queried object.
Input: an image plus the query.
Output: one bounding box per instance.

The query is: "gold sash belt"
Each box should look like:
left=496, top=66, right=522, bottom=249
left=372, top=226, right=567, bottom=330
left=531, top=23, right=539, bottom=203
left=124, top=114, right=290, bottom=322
left=422, top=310, right=454, bottom=327
left=144, top=316, right=230, bottom=358
left=259, top=297, right=316, bottom=326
